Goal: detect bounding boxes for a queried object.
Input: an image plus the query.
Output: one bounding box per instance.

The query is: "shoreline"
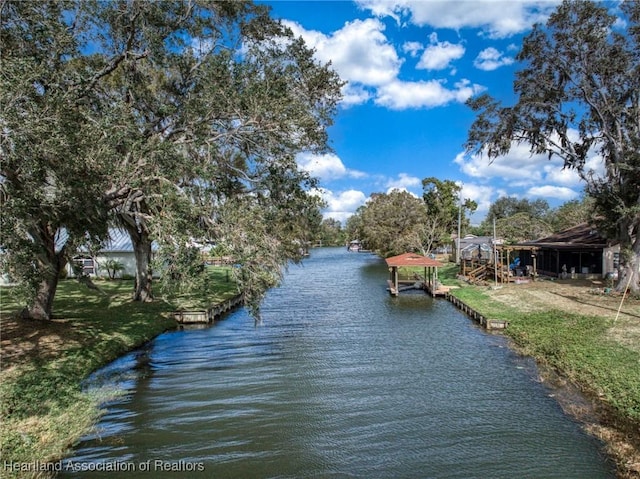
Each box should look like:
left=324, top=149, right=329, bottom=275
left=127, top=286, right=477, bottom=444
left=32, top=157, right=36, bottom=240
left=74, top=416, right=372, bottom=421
left=0, top=278, right=239, bottom=479
left=2, top=275, right=638, bottom=478
left=447, top=285, right=640, bottom=479
left=537, top=362, right=640, bottom=479
left=0, top=315, right=179, bottom=479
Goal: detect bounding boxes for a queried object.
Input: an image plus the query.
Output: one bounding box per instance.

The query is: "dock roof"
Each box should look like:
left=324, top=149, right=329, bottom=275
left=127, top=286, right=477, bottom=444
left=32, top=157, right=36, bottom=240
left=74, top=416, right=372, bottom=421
left=385, top=252, right=443, bottom=268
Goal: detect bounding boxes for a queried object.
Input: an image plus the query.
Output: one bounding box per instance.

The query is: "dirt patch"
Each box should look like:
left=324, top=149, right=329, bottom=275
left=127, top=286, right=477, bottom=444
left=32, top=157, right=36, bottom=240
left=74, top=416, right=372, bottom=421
left=485, top=278, right=640, bottom=353
left=0, top=314, right=84, bottom=368
left=481, top=278, right=640, bottom=478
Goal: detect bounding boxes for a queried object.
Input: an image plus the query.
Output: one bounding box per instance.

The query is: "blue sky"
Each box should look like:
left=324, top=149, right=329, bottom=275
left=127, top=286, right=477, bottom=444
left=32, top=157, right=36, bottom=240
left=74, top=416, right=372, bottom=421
left=260, top=0, right=605, bottom=224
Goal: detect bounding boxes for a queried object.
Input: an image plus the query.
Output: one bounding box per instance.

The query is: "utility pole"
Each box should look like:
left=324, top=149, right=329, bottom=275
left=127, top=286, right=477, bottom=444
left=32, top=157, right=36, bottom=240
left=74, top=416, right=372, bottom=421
left=493, top=216, right=498, bottom=287
left=456, top=193, right=462, bottom=265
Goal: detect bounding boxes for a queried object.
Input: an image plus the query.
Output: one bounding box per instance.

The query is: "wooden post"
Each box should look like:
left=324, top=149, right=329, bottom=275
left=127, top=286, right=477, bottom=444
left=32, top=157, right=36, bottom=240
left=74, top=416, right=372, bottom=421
left=434, top=266, right=438, bottom=289
left=532, top=253, right=537, bottom=281
left=394, top=266, right=398, bottom=293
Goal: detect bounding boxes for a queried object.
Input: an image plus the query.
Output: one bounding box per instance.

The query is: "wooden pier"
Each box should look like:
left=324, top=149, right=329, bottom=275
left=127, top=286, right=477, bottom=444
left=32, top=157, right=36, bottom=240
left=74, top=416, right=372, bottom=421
left=173, top=294, right=244, bottom=324
left=424, top=280, right=450, bottom=297
left=382, top=253, right=508, bottom=330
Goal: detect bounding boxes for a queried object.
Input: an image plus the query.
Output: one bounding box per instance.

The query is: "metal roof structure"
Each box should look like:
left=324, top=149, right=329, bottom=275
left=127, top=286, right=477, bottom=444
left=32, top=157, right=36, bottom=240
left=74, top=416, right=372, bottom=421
left=519, top=223, right=609, bottom=250
left=385, top=252, right=443, bottom=268
left=60, top=228, right=158, bottom=254
left=103, top=229, right=138, bottom=252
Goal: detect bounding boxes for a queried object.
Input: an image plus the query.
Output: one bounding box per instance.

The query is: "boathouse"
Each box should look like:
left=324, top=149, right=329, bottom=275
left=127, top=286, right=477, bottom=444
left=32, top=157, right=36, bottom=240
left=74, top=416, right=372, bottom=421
left=385, top=252, right=447, bottom=297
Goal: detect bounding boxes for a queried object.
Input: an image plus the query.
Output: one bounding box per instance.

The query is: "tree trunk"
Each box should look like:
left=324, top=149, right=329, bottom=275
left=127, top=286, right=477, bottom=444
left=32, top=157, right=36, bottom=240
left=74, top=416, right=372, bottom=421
left=126, top=226, right=154, bottom=302
left=22, top=231, right=66, bottom=320
left=616, top=235, right=640, bottom=294
left=23, top=273, right=60, bottom=320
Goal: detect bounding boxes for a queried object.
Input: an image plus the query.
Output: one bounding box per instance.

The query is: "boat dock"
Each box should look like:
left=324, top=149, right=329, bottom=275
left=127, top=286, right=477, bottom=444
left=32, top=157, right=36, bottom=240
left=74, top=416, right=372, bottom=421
left=385, top=278, right=450, bottom=297
left=173, top=294, right=244, bottom=324
left=385, top=253, right=445, bottom=297
left=382, top=252, right=507, bottom=329
left=424, top=281, right=450, bottom=297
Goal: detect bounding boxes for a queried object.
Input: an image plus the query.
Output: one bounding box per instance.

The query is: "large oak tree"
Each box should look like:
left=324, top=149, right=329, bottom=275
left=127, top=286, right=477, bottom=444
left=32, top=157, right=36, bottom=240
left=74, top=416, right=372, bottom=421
left=1, top=1, right=112, bottom=319
left=1, top=0, right=342, bottom=319
left=90, top=1, right=342, bottom=304
left=354, top=190, right=430, bottom=258
left=466, top=0, right=640, bottom=292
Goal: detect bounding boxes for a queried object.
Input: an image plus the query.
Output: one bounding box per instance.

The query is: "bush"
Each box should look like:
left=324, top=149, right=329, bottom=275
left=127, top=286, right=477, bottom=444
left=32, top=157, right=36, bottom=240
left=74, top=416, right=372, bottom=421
left=103, top=259, right=125, bottom=279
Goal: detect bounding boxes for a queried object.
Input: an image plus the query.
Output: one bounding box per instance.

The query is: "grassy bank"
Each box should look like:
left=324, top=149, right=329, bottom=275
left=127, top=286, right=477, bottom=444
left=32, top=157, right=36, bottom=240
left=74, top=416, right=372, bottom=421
left=441, top=273, right=640, bottom=478
left=0, top=269, right=239, bottom=478
left=450, top=287, right=639, bottom=422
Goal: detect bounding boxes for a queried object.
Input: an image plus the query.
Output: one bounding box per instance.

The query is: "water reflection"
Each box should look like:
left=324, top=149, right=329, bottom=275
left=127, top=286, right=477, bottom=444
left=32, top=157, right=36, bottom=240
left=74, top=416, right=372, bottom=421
left=62, top=248, right=614, bottom=478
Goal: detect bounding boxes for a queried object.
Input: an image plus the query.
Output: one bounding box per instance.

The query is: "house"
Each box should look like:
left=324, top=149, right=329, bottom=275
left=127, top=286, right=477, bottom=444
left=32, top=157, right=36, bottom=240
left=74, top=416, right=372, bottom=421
left=512, top=223, right=619, bottom=279
left=454, top=235, right=495, bottom=263
left=0, top=229, right=154, bottom=284
left=67, top=229, right=155, bottom=279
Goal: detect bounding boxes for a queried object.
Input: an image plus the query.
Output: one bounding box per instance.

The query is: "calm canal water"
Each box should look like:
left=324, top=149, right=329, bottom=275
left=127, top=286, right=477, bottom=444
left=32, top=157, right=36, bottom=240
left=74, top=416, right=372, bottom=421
left=62, top=247, right=614, bottom=478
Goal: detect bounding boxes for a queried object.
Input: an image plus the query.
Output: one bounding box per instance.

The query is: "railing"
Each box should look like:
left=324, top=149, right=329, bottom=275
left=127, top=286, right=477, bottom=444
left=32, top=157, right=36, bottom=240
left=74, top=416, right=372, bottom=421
left=462, top=260, right=513, bottom=284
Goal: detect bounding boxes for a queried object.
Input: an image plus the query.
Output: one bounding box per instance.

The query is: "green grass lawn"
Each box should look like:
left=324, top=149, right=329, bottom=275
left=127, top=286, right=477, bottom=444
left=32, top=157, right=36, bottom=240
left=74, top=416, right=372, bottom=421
left=0, top=269, right=240, bottom=478
left=448, top=285, right=640, bottom=425
left=446, top=279, right=640, bottom=477
left=165, top=266, right=239, bottom=310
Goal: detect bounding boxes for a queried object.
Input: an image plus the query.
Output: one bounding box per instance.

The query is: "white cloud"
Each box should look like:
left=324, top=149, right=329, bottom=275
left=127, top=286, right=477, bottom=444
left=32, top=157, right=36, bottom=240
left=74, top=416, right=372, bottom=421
left=297, top=152, right=366, bottom=181
left=356, top=0, right=559, bottom=38
left=452, top=182, right=499, bottom=225
left=455, top=128, right=607, bottom=186
left=454, top=143, right=554, bottom=184
left=402, top=41, right=423, bottom=57
left=541, top=164, right=582, bottom=187
left=375, top=78, right=484, bottom=109
left=459, top=183, right=495, bottom=214
left=283, top=18, right=402, bottom=87
left=583, top=154, right=606, bottom=179
left=526, top=185, right=579, bottom=200
left=385, top=172, right=422, bottom=191
left=318, top=188, right=368, bottom=223
left=454, top=132, right=606, bottom=206
left=341, top=84, right=373, bottom=107
left=417, top=33, right=465, bottom=71
left=283, top=14, right=492, bottom=111
left=473, top=47, right=514, bottom=71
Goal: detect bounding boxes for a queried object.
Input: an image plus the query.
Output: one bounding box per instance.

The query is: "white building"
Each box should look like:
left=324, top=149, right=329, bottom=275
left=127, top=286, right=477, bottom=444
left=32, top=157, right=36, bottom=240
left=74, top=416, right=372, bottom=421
left=68, top=229, right=155, bottom=279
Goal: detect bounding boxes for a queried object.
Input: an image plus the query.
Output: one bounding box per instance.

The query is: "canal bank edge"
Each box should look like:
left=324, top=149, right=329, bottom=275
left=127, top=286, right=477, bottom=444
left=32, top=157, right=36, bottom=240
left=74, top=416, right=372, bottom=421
left=3, top=273, right=637, bottom=478
left=0, top=288, right=243, bottom=479
left=446, top=286, right=640, bottom=479
left=446, top=292, right=508, bottom=330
